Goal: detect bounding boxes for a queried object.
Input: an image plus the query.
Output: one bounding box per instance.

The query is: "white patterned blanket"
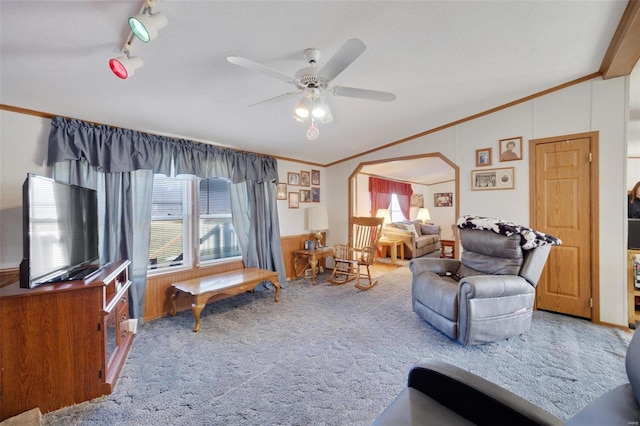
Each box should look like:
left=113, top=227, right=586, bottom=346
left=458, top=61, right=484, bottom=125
left=457, top=215, right=562, bottom=250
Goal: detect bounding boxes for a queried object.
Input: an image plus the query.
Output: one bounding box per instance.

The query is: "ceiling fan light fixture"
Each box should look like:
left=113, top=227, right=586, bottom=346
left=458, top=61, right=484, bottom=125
left=294, top=97, right=311, bottom=120
left=311, top=97, right=329, bottom=119
left=321, top=109, right=333, bottom=124
left=109, top=55, right=143, bottom=79
left=306, top=122, right=320, bottom=141
left=129, top=11, right=167, bottom=43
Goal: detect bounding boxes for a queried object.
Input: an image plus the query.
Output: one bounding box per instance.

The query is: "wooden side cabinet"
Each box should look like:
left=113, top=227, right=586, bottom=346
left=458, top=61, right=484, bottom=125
left=0, top=260, right=133, bottom=421
left=628, top=250, right=640, bottom=329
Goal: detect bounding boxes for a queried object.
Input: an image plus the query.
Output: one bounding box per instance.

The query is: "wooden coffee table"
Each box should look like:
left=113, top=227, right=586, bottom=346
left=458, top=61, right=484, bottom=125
left=378, top=238, right=404, bottom=264
left=170, top=268, right=280, bottom=332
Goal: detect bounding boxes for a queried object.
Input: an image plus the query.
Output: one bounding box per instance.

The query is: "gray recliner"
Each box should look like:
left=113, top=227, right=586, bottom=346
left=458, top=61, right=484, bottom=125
left=372, top=329, right=640, bottom=425
left=410, top=227, right=552, bottom=345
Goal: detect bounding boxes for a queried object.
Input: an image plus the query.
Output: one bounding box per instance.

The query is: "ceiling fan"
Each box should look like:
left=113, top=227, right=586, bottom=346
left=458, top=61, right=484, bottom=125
left=227, top=39, right=396, bottom=140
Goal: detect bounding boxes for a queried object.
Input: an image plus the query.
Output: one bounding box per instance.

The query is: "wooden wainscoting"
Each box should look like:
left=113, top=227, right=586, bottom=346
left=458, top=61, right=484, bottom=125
left=0, top=267, right=20, bottom=288
left=281, top=232, right=327, bottom=280
left=143, top=260, right=244, bottom=322
left=143, top=232, right=326, bottom=322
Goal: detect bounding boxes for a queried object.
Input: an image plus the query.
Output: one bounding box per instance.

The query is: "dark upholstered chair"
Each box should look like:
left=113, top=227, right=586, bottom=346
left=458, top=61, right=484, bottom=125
left=372, top=358, right=563, bottom=426
left=410, top=227, right=552, bottom=345
left=372, top=329, right=640, bottom=426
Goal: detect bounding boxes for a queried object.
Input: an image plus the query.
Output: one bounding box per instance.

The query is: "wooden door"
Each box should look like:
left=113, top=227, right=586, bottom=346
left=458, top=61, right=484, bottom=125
left=530, top=132, right=598, bottom=319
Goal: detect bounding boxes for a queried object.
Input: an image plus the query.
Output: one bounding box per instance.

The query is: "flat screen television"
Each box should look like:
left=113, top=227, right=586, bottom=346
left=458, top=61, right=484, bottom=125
left=19, top=174, right=100, bottom=288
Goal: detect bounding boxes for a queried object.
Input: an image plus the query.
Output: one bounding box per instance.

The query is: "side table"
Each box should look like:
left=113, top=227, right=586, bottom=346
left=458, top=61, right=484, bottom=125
left=294, top=246, right=334, bottom=285
left=440, top=239, right=455, bottom=258
left=378, top=238, right=404, bottom=264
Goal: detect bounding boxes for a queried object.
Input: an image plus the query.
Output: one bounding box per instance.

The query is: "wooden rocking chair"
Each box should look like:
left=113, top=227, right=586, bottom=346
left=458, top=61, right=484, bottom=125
left=327, top=216, right=384, bottom=291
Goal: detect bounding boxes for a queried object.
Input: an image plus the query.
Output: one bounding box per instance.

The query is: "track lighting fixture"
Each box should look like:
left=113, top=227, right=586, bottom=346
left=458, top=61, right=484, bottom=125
left=109, top=0, right=167, bottom=79
left=109, top=43, right=143, bottom=79
left=293, top=88, right=333, bottom=140
left=129, top=1, right=168, bottom=43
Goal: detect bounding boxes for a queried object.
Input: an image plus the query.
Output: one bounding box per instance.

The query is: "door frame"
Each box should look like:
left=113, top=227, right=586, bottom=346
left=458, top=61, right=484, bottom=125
left=529, top=131, right=600, bottom=323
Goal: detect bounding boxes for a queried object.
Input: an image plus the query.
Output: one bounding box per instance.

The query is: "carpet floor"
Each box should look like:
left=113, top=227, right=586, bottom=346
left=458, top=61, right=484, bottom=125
left=43, top=266, right=632, bottom=425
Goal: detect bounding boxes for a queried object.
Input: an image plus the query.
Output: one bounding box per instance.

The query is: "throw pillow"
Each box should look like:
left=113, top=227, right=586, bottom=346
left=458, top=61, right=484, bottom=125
left=403, top=223, right=419, bottom=237
left=421, top=224, right=439, bottom=235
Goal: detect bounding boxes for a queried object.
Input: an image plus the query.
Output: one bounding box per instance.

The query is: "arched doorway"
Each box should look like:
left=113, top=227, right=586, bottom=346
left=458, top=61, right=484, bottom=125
left=348, top=153, right=460, bottom=251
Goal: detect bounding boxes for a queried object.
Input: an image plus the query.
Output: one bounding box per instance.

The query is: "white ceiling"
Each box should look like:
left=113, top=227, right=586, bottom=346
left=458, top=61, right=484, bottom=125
left=361, top=157, right=455, bottom=187
left=0, top=0, right=637, bottom=173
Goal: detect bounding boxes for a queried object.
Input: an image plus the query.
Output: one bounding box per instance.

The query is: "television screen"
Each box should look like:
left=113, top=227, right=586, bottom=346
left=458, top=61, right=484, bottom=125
left=20, top=174, right=99, bottom=288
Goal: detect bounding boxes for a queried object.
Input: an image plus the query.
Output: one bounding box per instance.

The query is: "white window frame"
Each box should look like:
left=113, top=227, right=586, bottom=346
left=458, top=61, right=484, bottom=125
left=147, top=176, right=241, bottom=276
left=196, top=178, right=241, bottom=266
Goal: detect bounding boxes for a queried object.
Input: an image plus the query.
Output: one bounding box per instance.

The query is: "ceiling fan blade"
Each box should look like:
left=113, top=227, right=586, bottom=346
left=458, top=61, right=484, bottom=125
left=318, top=39, right=366, bottom=82
left=332, top=86, right=396, bottom=102
left=227, top=56, right=296, bottom=85
left=248, top=91, right=301, bottom=108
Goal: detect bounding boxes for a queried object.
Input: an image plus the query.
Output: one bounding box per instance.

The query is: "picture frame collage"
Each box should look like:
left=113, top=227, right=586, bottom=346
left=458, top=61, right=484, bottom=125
left=278, top=169, right=321, bottom=208
left=472, top=136, right=522, bottom=190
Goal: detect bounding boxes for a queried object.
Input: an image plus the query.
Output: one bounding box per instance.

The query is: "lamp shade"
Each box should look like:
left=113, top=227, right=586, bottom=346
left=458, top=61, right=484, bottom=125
left=109, top=55, right=143, bottom=79
left=308, top=206, right=329, bottom=231
left=311, top=97, right=329, bottom=119
left=294, top=97, right=311, bottom=120
left=376, top=208, right=391, bottom=225
left=129, top=12, right=168, bottom=43
left=416, top=208, right=431, bottom=222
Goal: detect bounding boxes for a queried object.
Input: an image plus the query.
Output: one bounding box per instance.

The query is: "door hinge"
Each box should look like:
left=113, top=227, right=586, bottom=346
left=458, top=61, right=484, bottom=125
left=589, top=298, right=593, bottom=308
left=589, top=152, right=593, bottom=163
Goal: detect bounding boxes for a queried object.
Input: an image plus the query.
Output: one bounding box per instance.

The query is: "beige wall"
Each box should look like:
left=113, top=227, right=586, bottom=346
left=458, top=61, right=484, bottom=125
left=326, top=76, right=629, bottom=326
left=0, top=75, right=631, bottom=325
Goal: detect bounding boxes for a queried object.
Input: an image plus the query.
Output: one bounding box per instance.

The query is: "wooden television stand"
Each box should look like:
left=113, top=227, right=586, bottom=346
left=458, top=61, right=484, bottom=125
left=0, top=260, right=134, bottom=421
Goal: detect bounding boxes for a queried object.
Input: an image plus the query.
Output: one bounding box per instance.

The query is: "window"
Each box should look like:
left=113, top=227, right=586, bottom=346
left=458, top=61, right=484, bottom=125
left=389, top=194, right=406, bottom=222
left=198, top=178, right=241, bottom=263
left=148, top=175, right=240, bottom=273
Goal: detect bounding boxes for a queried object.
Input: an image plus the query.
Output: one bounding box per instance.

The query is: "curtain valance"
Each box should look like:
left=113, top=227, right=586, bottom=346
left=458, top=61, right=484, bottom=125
left=368, top=176, right=413, bottom=196
left=47, top=116, right=278, bottom=184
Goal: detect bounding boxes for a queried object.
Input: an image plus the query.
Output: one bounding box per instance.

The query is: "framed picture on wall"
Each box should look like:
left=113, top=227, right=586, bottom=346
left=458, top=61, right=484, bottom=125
left=288, top=192, right=299, bottom=208
left=300, top=189, right=311, bottom=202
left=312, top=187, right=320, bottom=202
left=434, top=192, right=453, bottom=207
left=499, top=137, right=522, bottom=162
left=410, top=193, right=424, bottom=207
left=471, top=167, right=515, bottom=190
left=475, top=147, right=492, bottom=167
left=311, top=170, right=320, bottom=185
left=288, top=172, right=300, bottom=186
left=300, top=171, right=311, bottom=187
left=276, top=183, right=287, bottom=200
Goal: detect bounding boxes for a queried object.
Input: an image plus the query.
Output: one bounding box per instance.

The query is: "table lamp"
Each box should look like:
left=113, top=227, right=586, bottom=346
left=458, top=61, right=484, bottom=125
left=416, top=207, right=431, bottom=223
left=376, top=208, right=391, bottom=225
left=308, top=206, right=329, bottom=248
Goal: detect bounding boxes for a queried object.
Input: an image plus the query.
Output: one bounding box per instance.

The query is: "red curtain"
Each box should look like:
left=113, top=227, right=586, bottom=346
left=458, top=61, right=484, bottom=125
left=369, top=177, right=413, bottom=219
left=371, top=192, right=392, bottom=217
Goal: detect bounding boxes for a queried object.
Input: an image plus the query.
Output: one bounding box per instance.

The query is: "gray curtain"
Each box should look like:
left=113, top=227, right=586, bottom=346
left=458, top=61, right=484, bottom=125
left=48, top=116, right=286, bottom=320
left=230, top=180, right=286, bottom=288
left=51, top=158, right=153, bottom=324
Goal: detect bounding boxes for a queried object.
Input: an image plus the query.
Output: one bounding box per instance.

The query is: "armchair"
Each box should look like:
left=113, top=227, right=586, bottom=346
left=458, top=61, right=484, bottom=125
left=410, top=226, right=554, bottom=345
left=372, top=358, right=563, bottom=426
left=373, top=328, right=640, bottom=425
